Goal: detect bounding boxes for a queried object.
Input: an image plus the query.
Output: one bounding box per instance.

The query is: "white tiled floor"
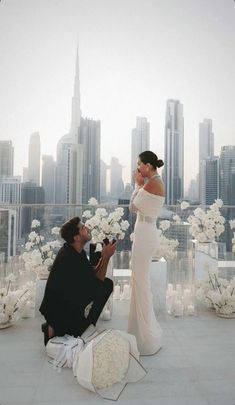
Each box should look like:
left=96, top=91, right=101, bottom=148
left=0, top=263, right=235, bottom=405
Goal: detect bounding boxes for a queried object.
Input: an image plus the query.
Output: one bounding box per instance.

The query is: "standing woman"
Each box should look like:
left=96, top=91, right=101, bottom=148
left=128, top=151, right=165, bottom=355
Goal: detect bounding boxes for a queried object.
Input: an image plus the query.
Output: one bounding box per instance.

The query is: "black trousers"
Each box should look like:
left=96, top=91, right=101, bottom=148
left=50, top=277, right=113, bottom=338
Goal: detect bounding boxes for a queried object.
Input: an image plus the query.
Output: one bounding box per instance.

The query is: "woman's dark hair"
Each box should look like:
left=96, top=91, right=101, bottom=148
left=60, top=217, right=81, bottom=244
left=139, top=151, right=164, bottom=169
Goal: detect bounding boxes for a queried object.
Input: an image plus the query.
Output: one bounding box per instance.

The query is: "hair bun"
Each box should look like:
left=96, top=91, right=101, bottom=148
left=157, top=159, right=164, bottom=168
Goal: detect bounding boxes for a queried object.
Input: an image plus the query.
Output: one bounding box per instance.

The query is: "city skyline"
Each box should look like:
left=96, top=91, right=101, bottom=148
left=0, top=0, right=235, bottom=189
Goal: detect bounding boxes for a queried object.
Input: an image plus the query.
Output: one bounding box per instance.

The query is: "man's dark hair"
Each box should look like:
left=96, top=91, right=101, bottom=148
left=60, top=217, right=81, bottom=244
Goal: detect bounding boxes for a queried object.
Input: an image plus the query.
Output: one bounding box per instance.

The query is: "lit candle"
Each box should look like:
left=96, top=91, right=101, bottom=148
left=113, top=285, right=121, bottom=300
left=102, top=309, right=111, bottom=320
left=167, top=283, right=173, bottom=292
left=174, top=299, right=183, bottom=316
left=123, top=284, right=130, bottom=299
left=183, top=289, right=191, bottom=307
left=176, top=284, right=182, bottom=293
left=187, top=304, right=195, bottom=315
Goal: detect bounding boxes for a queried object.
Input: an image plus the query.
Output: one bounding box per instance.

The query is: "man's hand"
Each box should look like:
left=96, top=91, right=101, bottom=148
left=101, top=240, right=117, bottom=259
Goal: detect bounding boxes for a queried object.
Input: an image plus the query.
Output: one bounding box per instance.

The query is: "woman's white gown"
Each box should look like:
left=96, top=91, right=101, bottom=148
left=128, top=187, right=164, bottom=355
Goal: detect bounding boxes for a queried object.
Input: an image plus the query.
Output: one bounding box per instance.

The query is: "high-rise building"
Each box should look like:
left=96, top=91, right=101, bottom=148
left=110, top=156, right=124, bottom=200
left=41, top=155, right=56, bottom=204
left=55, top=47, right=81, bottom=204
left=79, top=118, right=100, bottom=204
left=201, top=157, right=219, bottom=205
left=0, top=140, right=14, bottom=177
left=100, top=160, right=107, bottom=202
left=199, top=119, right=214, bottom=203
left=0, top=176, right=21, bottom=204
left=131, top=117, right=150, bottom=185
left=28, top=132, right=41, bottom=186
left=164, top=99, right=184, bottom=205
left=21, top=182, right=45, bottom=238
left=220, top=145, right=235, bottom=205
left=0, top=209, right=17, bottom=261
left=187, top=174, right=199, bottom=204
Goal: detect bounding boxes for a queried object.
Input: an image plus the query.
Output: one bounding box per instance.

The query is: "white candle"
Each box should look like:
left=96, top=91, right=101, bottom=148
left=166, top=295, right=173, bottom=314
left=174, top=299, right=183, bottom=316
left=176, top=284, right=182, bottom=293
left=167, top=283, right=173, bottom=291
left=183, top=289, right=191, bottom=307
left=102, top=309, right=111, bottom=320
left=187, top=304, right=195, bottom=315
left=123, top=284, right=130, bottom=299
left=113, top=285, right=121, bottom=300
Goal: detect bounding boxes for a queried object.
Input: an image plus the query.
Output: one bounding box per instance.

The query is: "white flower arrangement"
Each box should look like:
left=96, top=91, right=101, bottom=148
left=92, top=330, right=130, bottom=389
left=229, top=220, right=235, bottom=253
left=0, top=276, right=32, bottom=327
left=154, top=234, right=179, bottom=261
left=196, top=269, right=235, bottom=316
left=83, top=202, right=130, bottom=246
left=187, top=199, right=225, bottom=242
left=20, top=220, right=62, bottom=278
left=181, top=201, right=190, bottom=210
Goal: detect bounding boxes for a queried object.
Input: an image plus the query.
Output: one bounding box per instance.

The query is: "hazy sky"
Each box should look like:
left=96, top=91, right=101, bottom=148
left=0, top=0, right=235, bottom=189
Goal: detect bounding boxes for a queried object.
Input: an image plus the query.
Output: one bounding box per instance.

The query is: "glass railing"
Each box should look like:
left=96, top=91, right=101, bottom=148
left=0, top=203, right=235, bottom=266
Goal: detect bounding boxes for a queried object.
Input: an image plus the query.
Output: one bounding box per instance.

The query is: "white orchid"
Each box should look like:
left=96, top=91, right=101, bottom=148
left=229, top=219, right=235, bottom=229
left=84, top=198, right=130, bottom=244
left=181, top=201, right=190, bottom=210
left=20, top=219, right=62, bottom=279
left=88, top=197, right=98, bottom=205
left=196, top=269, right=235, bottom=316
left=159, top=220, right=171, bottom=231
left=31, top=219, right=40, bottom=228
left=51, top=227, right=61, bottom=235
left=187, top=199, right=225, bottom=242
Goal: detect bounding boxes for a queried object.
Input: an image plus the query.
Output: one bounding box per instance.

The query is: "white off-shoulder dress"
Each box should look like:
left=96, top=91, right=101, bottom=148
left=128, top=186, right=164, bottom=355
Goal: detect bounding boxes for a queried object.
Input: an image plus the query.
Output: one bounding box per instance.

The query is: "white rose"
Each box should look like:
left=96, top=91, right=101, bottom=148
left=229, top=219, right=235, bottom=229
left=28, top=231, right=38, bottom=242
left=159, top=220, right=171, bottom=231
left=51, top=227, right=61, bottom=235
left=44, top=258, right=53, bottom=267
left=120, top=220, right=130, bottom=231
left=88, top=197, right=98, bottom=205
left=194, top=208, right=205, bottom=219
left=181, top=201, right=189, bottom=210
left=82, top=210, right=92, bottom=219
left=31, top=219, right=40, bottom=228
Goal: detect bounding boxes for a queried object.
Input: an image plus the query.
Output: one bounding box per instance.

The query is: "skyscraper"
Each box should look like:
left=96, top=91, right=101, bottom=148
left=0, top=140, right=14, bottom=177
left=41, top=155, right=56, bottom=204
left=220, top=146, right=235, bottom=205
left=164, top=99, right=184, bottom=205
left=199, top=119, right=214, bottom=203
left=21, top=182, right=45, bottom=237
left=0, top=176, right=21, bottom=204
left=28, top=132, right=41, bottom=186
left=110, top=156, right=124, bottom=200
left=0, top=209, right=17, bottom=261
left=55, top=47, right=81, bottom=204
left=79, top=117, right=101, bottom=204
left=100, top=160, right=107, bottom=202
left=131, top=117, right=150, bottom=185
left=201, top=157, right=219, bottom=205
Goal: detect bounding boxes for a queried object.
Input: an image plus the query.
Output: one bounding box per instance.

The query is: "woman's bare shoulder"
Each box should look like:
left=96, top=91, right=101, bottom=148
left=143, top=179, right=165, bottom=196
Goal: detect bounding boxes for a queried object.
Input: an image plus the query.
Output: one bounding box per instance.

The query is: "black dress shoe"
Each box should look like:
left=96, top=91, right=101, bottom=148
left=41, top=322, right=50, bottom=346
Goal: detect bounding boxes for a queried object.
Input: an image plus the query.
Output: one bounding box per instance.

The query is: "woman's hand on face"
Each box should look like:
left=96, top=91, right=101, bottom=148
left=134, top=170, right=145, bottom=186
